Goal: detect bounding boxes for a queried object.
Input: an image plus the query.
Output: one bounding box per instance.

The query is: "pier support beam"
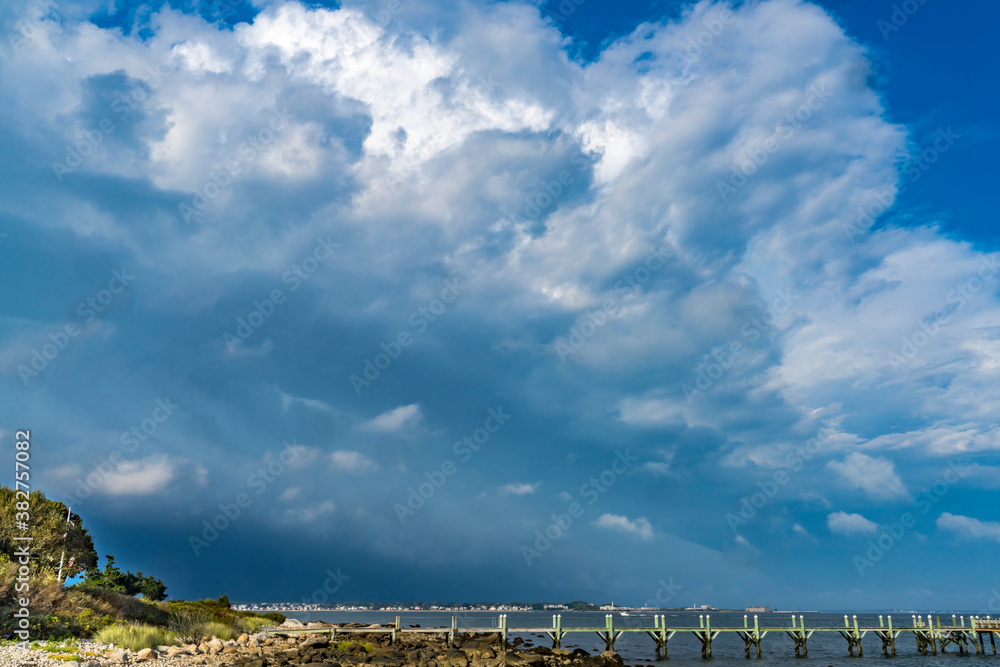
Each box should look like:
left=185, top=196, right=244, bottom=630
left=546, top=615, right=564, bottom=648
left=875, top=615, right=897, bottom=656
left=645, top=615, right=676, bottom=657
left=839, top=615, right=865, bottom=656
left=692, top=615, right=718, bottom=658
left=913, top=615, right=938, bottom=655
left=784, top=615, right=811, bottom=656
left=596, top=614, right=623, bottom=653
left=736, top=614, right=765, bottom=658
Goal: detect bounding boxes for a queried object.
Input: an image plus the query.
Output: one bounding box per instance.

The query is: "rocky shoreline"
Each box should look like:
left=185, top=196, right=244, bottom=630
left=2, top=621, right=636, bottom=667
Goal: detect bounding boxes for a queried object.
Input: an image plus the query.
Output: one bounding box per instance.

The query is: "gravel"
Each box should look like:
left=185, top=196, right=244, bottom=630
left=0, top=641, right=235, bottom=667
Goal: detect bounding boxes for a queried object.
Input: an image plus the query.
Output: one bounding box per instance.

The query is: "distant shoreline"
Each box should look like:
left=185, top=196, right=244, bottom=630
left=248, top=608, right=821, bottom=614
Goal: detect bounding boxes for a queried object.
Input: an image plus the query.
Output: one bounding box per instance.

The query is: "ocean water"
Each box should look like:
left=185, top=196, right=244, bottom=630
left=280, top=610, right=999, bottom=665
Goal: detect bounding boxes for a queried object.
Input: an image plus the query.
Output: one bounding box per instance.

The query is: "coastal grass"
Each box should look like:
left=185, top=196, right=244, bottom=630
left=201, top=621, right=238, bottom=640
left=166, top=597, right=281, bottom=635
left=45, top=654, right=85, bottom=662
left=94, top=622, right=178, bottom=651
left=27, top=639, right=79, bottom=652
left=237, top=616, right=270, bottom=633
left=335, top=640, right=374, bottom=652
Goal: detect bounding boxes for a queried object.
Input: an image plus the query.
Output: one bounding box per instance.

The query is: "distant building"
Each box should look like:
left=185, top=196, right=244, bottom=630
left=746, top=606, right=771, bottom=613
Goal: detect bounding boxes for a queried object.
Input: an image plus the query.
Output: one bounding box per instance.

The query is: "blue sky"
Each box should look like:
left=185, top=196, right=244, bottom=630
left=2, top=0, right=999, bottom=611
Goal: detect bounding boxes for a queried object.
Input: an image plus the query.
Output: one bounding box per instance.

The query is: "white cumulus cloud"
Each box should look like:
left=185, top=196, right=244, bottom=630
left=499, top=482, right=540, bottom=495
left=330, top=450, right=378, bottom=472
left=826, top=453, right=908, bottom=500
left=98, top=455, right=176, bottom=496
left=827, top=511, right=879, bottom=536
left=359, top=404, right=424, bottom=433
left=937, top=513, right=1000, bottom=544
left=594, top=513, right=654, bottom=540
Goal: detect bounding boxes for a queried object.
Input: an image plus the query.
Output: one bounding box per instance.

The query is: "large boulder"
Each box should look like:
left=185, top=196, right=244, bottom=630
left=591, top=651, right=624, bottom=667
left=135, top=648, right=158, bottom=661
left=302, top=634, right=330, bottom=647
left=438, top=648, right=469, bottom=667
left=461, top=643, right=496, bottom=660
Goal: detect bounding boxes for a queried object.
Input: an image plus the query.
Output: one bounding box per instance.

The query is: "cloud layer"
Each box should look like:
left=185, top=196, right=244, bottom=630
left=1, top=0, right=997, bottom=608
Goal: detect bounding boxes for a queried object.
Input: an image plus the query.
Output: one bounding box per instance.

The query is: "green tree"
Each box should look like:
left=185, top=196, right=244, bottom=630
left=80, top=555, right=168, bottom=601
left=0, top=487, right=98, bottom=578
left=138, top=574, right=168, bottom=601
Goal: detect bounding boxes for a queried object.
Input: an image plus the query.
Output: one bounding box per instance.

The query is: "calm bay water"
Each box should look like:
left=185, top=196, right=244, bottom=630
left=281, top=610, right=998, bottom=666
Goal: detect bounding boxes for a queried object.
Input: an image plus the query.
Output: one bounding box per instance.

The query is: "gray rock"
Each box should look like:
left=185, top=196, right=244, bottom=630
left=135, top=647, right=158, bottom=661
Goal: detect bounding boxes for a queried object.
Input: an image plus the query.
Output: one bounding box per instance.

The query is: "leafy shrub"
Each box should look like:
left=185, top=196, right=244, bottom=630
left=261, top=612, right=286, bottom=624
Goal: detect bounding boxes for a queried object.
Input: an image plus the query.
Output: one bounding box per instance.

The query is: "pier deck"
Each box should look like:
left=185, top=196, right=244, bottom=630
left=266, top=613, right=1000, bottom=659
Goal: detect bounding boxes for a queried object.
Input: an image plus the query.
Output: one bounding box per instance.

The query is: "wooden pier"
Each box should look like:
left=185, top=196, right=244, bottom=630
left=267, top=613, right=1000, bottom=659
